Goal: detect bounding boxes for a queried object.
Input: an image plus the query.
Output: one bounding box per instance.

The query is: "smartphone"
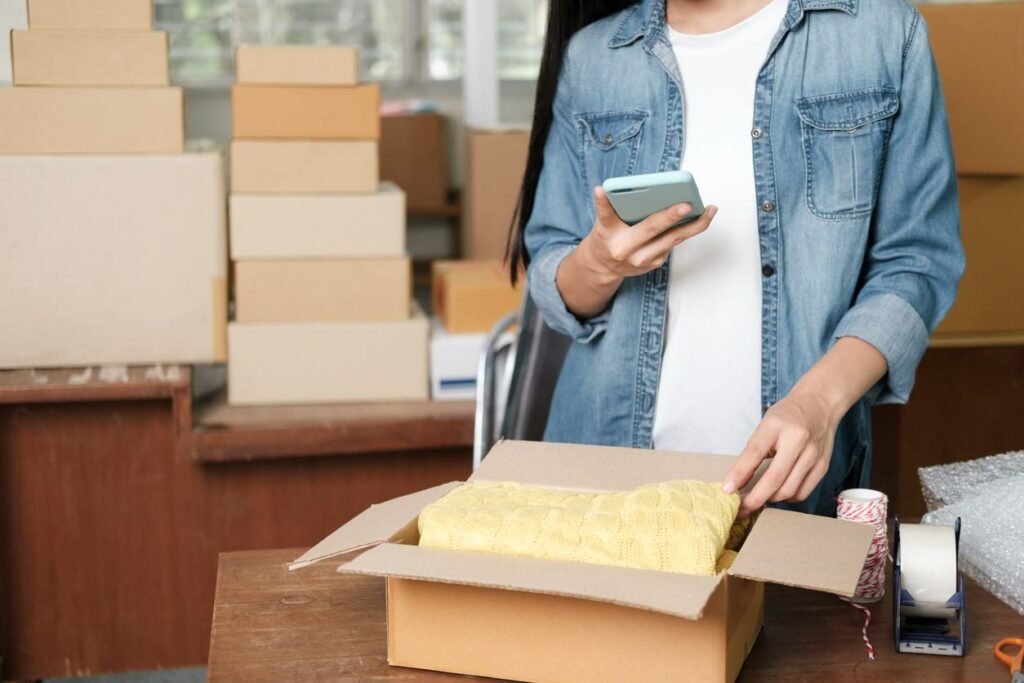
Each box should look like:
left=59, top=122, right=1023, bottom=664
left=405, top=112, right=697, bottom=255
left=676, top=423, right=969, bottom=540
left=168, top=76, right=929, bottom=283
left=602, top=170, right=705, bottom=228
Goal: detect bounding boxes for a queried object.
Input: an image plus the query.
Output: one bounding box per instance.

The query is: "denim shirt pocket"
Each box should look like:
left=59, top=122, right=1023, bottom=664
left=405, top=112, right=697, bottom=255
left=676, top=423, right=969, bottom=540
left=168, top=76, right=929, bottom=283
left=575, top=109, right=649, bottom=191
left=796, top=87, right=899, bottom=221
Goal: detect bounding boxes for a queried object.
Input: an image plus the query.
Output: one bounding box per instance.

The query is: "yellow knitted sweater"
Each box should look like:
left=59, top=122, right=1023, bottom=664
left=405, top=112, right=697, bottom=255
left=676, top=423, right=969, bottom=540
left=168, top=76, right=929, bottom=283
left=418, top=480, right=744, bottom=576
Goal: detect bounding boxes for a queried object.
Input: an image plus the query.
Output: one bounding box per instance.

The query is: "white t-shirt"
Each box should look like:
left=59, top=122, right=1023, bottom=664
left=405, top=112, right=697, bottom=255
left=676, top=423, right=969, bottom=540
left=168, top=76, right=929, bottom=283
left=652, top=0, right=788, bottom=455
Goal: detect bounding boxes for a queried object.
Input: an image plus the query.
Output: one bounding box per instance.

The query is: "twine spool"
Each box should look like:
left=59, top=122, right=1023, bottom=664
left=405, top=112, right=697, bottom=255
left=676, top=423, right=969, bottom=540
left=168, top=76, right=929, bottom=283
left=836, top=488, right=889, bottom=660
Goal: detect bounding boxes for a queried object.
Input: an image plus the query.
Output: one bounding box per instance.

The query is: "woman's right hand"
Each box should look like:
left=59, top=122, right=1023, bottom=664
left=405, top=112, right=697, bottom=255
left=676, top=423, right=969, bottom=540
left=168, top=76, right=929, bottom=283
left=556, top=186, right=717, bottom=319
left=581, top=185, right=717, bottom=278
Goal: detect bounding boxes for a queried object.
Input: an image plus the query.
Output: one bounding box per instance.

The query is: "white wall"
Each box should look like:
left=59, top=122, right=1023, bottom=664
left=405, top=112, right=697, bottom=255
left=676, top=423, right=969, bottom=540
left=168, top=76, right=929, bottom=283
left=0, top=0, right=28, bottom=84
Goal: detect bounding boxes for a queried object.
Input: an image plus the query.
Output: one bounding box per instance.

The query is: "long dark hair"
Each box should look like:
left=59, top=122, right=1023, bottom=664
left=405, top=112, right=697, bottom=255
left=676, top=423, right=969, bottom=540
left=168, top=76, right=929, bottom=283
left=505, top=0, right=637, bottom=284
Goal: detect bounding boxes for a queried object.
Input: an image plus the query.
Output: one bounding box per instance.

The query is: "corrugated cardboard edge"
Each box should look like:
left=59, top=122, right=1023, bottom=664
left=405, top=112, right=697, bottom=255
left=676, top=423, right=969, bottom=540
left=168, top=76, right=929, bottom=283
left=727, top=508, right=874, bottom=596
left=342, top=543, right=724, bottom=621
left=211, top=277, right=227, bottom=362
left=288, top=481, right=460, bottom=570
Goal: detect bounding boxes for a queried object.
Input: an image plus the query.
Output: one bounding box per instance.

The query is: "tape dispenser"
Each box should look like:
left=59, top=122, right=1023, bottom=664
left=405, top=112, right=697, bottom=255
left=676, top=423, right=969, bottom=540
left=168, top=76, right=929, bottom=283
left=893, top=516, right=966, bottom=656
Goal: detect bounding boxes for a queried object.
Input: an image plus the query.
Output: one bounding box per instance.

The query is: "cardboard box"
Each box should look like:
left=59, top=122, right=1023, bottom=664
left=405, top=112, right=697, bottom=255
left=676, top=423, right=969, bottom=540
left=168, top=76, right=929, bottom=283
left=236, top=45, right=358, bottom=85
left=463, top=127, right=529, bottom=258
left=230, top=140, right=378, bottom=194
left=381, top=113, right=449, bottom=214
left=919, top=2, right=1024, bottom=175
left=429, top=318, right=485, bottom=401
left=0, top=152, right=226, bottom=368
left=28, top=0, right=152, bottom=30
left=232, top=84, right=380, bottom=140
left=0, top=86, right=183, bottom=154
left=11, top=29, right=168, bottom=86
left=234, top=257, right=411, bottom=323
left=934, top=176, right=1024, bottom=339
left=292, top=440, right=873, bottom=683
left=227, top=307, right=429, bottom=405
left=229, top=183, right=405, bottom=260
left=432, top=259, right=522, bottom=334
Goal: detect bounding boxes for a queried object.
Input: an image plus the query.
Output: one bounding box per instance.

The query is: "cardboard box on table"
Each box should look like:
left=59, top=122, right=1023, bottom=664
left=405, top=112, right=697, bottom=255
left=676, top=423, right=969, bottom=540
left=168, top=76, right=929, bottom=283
left=429, top=317, right=486, bottom=401
left=230, top=140, right=378, bottom=193
left=432, top=259, right=522, bottom=333
left=919, top=2, right=1024, bottom=175
left=232, top=84, right=380, bottom=140
left=463, top=127, right=530, bottom=258
left=0, top=152, right=226, bottom=368
left=381, top=113, right=449, bottom=214
left=933, top=176, right=1024, bottom=344
left=11, top=29, right=169, bottom=85
left=27, top=0, right=152, bottom=30
left=0, top=86, right=183, bottom=154
left=230, top=182, right=405, bottom=260
left=235, top=45, right=358, bottom=86
left=234, top=258, right=411, bottom=322
left=291, top=440, right=874, bottom=683
left=227, top=305, right=429, bottom=405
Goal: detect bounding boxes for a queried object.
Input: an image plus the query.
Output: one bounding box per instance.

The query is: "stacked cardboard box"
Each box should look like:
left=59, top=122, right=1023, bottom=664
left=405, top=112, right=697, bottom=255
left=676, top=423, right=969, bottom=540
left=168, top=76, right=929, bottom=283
left=922, top=2, right=1024, bottom=344
left=430, top=260, right=522, bottom=400
left=0, top=0, right=225, bottom=368
left=227, top=46, right=427, bottom=405
left=462, top=127, right=530, bottom=259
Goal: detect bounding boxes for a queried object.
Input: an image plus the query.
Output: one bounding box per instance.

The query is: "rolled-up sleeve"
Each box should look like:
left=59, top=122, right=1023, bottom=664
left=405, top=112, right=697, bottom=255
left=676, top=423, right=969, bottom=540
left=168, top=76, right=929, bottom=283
left=524, top=45, right=609, bottom=343
left=834, top=12, right=965, bottom=404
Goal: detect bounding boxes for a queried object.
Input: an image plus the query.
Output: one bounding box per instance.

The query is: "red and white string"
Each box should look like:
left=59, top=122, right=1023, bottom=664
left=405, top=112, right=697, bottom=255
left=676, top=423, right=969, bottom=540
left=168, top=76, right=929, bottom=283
left=836, top=488, right=889, bottom=660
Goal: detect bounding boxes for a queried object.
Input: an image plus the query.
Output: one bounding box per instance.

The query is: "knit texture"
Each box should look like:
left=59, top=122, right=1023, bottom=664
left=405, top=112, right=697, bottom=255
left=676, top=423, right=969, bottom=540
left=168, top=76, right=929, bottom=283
left=418, top=480, right=743, bottom=576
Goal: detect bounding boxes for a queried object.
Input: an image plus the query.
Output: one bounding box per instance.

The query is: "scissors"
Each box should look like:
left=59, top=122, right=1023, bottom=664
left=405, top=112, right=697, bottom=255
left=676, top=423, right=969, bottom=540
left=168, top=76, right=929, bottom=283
left=995, top=637, right=1024, bottom=683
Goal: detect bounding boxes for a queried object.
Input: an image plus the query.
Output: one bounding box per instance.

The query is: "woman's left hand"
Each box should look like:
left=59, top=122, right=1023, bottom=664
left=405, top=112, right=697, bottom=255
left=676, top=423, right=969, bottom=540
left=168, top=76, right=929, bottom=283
left=723, top=391, right=839, bottom=517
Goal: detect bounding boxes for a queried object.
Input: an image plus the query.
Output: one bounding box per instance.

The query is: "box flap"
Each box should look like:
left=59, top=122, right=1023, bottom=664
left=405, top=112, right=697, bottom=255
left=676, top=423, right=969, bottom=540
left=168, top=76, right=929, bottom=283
left=342, top=542, right=723, bottom=620
left=289, top=482, right=460, bottom=570
left=472, top=439, right=740, bottom=491
left=727, top=508, right=874, bottom=596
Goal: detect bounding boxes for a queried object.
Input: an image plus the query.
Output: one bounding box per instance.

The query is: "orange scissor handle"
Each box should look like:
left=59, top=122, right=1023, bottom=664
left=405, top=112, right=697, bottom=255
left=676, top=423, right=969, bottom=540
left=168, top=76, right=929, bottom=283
left=995, top=637, right=1024, bottom=674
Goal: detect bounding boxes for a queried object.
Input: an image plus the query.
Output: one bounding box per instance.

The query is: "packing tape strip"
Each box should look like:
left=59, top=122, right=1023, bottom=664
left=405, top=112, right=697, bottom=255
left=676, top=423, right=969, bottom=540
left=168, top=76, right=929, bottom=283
left=898, top=523, right=958, bottom=618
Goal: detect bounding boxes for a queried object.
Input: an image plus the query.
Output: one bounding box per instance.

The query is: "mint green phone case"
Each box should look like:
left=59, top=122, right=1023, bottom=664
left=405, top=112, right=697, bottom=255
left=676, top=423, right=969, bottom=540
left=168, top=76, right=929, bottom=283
left=602, top=170, right=705, bottom=227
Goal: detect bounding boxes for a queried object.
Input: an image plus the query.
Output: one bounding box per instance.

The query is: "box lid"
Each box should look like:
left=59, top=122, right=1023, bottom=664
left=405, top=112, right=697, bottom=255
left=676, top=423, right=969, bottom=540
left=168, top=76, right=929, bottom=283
left=289, top=482, right=459, bottom=570
left=342, top=542, right=723, bottom=620
left=293, top=440, right=874, bottom=615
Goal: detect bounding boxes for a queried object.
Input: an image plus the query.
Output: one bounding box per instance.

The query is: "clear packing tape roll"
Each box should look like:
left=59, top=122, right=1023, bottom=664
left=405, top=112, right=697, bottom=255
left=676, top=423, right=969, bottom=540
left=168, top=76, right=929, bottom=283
left=898, top=523, right=958, bottom=618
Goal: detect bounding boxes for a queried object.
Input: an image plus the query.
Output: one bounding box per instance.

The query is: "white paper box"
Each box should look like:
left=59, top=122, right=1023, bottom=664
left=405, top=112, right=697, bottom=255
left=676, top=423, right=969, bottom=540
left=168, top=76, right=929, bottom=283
left=430, top=318, right=485, bottom=401
left=0, top=153, right=226, bottom=368
left=228, top=306, right=429, bottom=405
left=230, top=182, right=405, bottom=259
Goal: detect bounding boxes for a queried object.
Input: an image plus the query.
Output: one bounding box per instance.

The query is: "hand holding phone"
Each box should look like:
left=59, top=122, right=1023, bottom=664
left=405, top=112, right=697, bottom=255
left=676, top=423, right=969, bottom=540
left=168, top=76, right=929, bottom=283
left=554, top=177, right=717, bottom=321
left=603, top=170, right=705, bottom=229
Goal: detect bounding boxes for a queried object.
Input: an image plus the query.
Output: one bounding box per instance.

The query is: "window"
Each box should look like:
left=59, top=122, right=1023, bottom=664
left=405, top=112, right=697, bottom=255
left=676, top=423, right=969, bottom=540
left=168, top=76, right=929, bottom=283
left=154, top=0, right=548, bottom=85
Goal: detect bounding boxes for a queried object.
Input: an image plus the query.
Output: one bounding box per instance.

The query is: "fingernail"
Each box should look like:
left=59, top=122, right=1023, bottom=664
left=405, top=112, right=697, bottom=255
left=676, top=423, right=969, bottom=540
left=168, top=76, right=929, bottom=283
left=722, top=480, right=736, bottom=494
left=707, top=206, right=718, bottom=218
left=677, top=203, right=691, bottom=216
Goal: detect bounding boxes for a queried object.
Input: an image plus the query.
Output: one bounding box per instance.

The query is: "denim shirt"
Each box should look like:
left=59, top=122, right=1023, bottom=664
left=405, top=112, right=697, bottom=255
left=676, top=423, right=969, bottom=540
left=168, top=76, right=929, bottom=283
left=524, top=0, right=964, bottom=514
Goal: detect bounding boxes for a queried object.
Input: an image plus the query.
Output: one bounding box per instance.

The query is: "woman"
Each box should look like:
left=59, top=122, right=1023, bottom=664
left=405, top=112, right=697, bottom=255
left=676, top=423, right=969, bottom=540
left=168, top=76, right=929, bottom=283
left=507, top=0, right=963, bottom=516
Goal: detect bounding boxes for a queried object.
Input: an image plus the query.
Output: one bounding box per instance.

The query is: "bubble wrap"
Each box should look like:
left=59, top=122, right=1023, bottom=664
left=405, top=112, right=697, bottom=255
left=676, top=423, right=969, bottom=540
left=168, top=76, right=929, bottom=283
left=922, top=472, right=1024, bottom=616
left=918, top=450, right=1024, bottom=512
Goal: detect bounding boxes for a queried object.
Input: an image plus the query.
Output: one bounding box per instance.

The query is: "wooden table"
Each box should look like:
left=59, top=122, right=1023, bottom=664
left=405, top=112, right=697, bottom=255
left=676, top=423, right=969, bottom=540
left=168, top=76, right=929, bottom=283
left=208, top=548, right=1024, bottom=682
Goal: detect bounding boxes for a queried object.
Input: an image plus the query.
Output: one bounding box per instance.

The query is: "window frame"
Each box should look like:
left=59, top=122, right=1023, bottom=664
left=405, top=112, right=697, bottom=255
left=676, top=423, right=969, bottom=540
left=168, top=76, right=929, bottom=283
left=157, top=0, right=545, bottom=90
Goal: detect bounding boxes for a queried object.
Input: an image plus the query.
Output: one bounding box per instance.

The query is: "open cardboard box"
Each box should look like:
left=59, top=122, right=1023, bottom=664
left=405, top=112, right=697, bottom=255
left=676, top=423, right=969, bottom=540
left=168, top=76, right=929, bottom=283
left=291, top=440, right=873, bottom=682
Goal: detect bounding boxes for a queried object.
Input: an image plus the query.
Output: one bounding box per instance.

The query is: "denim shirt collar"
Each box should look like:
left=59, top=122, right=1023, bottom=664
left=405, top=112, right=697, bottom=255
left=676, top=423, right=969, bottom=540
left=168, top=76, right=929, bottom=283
left=607, top=0, right=857, bottom=49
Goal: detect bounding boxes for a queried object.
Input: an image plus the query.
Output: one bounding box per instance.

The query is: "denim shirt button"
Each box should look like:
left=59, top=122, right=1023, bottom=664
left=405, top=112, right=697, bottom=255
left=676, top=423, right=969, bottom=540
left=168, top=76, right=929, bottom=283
left=751, top=127, right=763, bottom=139
left=669, top=133, right=681, bottom=149
left=762, top=264, right=776, bottom=277
left=761, top=200, right=775, bottom=212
